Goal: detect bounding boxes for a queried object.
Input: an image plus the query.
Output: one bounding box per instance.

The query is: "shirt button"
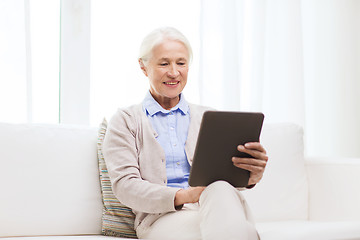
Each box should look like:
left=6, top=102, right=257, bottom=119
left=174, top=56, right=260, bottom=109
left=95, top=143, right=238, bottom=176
left=170, top=127, right=175, bottom=130
left=176, top=162, right=180, bottom=165
left=173, top=143, right=177, bottom=147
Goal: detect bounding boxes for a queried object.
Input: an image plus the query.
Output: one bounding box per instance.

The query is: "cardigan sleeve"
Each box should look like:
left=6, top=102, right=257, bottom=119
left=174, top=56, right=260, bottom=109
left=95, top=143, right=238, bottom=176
left=103, top=108, right=181, bottom=214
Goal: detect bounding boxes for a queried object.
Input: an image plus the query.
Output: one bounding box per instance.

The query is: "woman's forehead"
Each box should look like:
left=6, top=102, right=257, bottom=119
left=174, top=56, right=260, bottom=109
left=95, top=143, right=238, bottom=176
left=151, top=40, right=189, bottom=59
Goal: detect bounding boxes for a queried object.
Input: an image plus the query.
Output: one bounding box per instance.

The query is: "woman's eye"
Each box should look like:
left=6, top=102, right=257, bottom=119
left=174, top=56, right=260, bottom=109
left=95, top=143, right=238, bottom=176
left=177, top=62, right=185, bottom=66
left=159, top=63, right=168, bottom=66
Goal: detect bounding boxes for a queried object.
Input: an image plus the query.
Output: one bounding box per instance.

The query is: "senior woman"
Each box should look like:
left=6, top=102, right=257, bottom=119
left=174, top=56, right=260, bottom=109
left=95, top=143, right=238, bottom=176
left=103, top=27, right=268, bottom=240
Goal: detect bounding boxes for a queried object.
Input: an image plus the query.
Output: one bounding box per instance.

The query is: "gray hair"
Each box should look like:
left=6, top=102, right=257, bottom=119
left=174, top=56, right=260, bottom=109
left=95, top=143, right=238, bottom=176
left=139, top=27, right=193, bottom=65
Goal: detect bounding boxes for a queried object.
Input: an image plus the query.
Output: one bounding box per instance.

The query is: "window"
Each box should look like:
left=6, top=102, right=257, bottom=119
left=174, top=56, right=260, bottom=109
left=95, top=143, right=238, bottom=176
left=0, top=0, right=29, bottom=123
left=1, top=0, right=201, bottom=126
left=30, top=0, right=60, bottom=124
left=0, top=0, right=60, bottom=124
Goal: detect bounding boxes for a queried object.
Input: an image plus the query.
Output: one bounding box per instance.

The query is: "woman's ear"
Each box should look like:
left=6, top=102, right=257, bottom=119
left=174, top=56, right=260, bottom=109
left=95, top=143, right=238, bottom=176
left=139, top=59, right=148, bottom=77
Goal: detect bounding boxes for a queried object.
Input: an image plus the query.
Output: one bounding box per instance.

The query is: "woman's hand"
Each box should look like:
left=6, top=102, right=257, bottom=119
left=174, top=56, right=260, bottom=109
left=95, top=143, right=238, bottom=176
left=174, top=187, right=206, bottom=207
left=232, top=142, right=268, bottom=186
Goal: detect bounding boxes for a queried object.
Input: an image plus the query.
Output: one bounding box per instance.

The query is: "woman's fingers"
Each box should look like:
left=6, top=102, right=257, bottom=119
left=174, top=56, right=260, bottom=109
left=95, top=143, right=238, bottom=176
left=232, top=157, right=267, bottom=168
left=237, top=143, right=268, bottom=161
left=233, top=142, right=269, bottom=185
left=243, top=142, right=267, bottom=153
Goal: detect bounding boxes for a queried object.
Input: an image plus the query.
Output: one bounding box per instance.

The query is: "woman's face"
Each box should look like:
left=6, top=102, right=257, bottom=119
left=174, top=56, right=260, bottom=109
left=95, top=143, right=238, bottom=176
left=140, top=39, right=189, bottom=109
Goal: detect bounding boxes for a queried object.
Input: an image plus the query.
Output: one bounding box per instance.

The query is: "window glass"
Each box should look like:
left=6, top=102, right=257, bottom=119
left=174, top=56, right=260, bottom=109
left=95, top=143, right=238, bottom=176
left=0, top=0, right=60, bottom=124
left=30, top=0, right=60, bottom=124
left=0, top=0, right=28, bottom=123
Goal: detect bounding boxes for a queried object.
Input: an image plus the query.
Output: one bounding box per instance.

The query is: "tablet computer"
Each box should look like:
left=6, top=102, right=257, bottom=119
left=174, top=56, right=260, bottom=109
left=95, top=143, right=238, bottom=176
left=188, top=111, right=264, bottom=188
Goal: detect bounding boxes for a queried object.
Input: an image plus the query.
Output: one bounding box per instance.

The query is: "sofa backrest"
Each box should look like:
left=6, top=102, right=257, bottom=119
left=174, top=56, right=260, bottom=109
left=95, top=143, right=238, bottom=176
left=0, top=122, right=309, bottom=237
left=0, top=123, right=103, bottom=238
left=242, top=123, right=309, bottom=222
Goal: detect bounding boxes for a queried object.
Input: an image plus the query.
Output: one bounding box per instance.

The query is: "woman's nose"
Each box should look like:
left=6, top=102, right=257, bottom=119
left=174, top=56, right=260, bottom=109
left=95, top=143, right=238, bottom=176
left=167, top=64, right=180, bottom=78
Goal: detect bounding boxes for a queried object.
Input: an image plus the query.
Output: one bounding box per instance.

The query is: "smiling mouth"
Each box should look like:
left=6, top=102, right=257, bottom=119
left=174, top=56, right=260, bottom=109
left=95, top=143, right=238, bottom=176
left=164, top=81, right=180, bottom=85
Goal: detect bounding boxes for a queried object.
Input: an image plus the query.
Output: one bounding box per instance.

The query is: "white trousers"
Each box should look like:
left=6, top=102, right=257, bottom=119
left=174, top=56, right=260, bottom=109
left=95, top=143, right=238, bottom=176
left=137, top=181, right=259, bottom=240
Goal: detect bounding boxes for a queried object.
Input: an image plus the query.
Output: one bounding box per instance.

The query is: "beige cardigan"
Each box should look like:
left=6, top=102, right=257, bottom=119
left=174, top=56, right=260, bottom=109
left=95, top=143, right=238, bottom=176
left=103, top=103, right=211, bottom=234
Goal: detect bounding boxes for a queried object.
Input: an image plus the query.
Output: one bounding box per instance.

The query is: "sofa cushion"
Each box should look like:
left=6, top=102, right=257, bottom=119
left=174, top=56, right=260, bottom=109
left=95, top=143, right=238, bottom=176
left=306, top=158, right=360, bottom=221
left=242, top=123, right=308, bottom=222
left=0, top=236, right=122, bottom=240
left=0, top=123, right=103, bottom=237
left=97, top=119, right=137, bottom=238
left=257, top=221, right=360, bottom=240
left=0, top=236, right=125, bottom=239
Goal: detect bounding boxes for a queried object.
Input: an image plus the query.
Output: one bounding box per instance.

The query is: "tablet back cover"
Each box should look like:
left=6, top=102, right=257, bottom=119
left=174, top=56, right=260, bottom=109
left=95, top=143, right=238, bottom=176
left=189, top=111, right=264, bottom=188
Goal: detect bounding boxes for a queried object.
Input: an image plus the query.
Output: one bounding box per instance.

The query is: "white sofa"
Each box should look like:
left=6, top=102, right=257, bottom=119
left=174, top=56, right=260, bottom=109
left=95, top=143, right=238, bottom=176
left=1, top=122, right=360, bottom=240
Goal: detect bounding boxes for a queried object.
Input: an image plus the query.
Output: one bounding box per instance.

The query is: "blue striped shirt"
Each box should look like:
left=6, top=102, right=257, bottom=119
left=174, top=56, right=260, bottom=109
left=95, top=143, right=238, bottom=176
left=142, top=91, right=191, bottom=189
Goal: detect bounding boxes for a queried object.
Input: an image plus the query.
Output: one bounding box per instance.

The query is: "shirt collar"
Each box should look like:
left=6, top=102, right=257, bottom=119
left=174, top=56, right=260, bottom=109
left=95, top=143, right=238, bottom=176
left=143, top=91, right=189, bottom=116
